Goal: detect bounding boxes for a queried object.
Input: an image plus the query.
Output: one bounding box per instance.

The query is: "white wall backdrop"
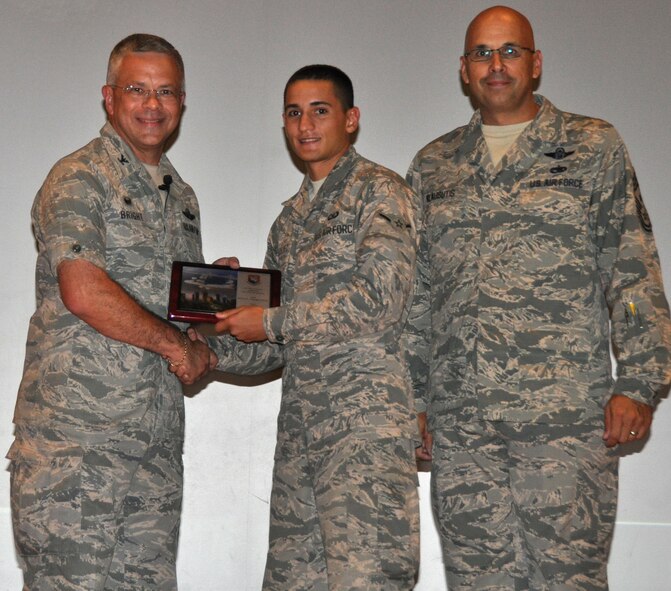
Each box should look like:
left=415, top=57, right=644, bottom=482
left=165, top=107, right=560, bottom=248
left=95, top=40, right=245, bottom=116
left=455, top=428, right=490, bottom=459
left=2, top=1, right=670, bottom=589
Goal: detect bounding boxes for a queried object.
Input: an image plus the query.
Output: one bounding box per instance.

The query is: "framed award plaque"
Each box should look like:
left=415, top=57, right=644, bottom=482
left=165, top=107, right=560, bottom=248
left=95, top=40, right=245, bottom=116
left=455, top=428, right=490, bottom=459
left=168, top=261, right=281, bottom=323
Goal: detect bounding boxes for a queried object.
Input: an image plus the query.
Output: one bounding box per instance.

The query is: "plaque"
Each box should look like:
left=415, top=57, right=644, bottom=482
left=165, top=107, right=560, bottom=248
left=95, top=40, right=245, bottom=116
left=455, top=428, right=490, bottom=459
left=168, top=261, right=281, bottom=324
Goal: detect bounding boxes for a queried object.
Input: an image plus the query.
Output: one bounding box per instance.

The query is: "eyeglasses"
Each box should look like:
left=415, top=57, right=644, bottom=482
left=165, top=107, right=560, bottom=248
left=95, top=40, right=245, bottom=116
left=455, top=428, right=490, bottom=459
left=464, top=44, right=536, bottom=62
left=109, top=84, right=183, bottom=103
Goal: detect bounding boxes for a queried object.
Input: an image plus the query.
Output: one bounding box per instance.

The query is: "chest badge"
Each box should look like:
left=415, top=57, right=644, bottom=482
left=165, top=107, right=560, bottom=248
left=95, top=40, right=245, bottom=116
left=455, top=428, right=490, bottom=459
left=544, top=147, right=575, bottom=160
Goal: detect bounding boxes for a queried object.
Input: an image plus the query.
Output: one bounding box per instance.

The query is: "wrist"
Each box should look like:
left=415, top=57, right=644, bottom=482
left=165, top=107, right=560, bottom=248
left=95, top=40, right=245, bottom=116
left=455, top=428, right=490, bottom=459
left=166, top=331, right=190, bottom=367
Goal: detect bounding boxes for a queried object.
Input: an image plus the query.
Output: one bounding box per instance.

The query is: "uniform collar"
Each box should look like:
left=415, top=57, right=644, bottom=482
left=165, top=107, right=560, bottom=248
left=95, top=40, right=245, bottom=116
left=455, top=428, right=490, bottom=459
left=282, top=146, right=359, bottom=212
left=99, top=122, right=183, bottom=193
left=459, top=95, right=569, bottom=176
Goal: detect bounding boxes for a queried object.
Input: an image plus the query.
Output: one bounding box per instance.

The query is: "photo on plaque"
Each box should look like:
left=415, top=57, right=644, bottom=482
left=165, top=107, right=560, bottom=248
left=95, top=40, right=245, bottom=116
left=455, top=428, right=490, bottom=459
left=168, top=261, right=281, bottom=323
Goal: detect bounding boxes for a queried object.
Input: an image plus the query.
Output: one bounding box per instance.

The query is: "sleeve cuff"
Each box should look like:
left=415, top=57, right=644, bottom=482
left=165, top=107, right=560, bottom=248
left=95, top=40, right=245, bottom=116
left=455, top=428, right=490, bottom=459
left=206, top=335, right=230, bottom=372
left=413, top=398, right=427, bottom=413
left=264, top=307, right=287, bottom=344
left=48, top=241, right=106, bottom=276
left=611, top=376, right=657, bottom=406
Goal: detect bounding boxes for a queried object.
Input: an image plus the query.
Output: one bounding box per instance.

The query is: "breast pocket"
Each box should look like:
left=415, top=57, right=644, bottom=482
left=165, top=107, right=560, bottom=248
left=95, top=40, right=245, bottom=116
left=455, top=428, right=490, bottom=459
left=303, top=220, right=356, bottom=297
left=514, top=186, right=593, bottom=277
left=105, top=204, right=160, bottom=272
left=425, top=189, right=476, bottom=275
left=172, top=218, right=202, bottom=261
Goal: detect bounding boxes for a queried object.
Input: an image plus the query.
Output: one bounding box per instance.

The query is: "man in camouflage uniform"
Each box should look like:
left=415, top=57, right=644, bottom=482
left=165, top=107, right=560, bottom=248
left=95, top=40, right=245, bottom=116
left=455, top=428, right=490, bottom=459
left=206, top=65, right=420, bottom=590
left=8, top=34, right=216, bottom=590
left=405, top=6, right=671, bottom=590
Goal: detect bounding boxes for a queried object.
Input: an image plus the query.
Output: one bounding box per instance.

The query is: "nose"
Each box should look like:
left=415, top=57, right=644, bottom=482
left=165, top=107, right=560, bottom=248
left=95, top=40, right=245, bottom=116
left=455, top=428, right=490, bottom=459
left=489, top=51, right=505, bottom=72
left=142, top=91, right=161, bottom=108
left=298, top=112, right=314, bottom=131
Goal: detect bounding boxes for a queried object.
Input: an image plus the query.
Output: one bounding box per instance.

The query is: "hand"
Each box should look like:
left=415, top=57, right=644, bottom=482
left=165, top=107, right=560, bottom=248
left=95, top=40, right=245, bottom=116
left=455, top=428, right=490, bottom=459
left=603, top=394, right=653, bottom=447
left=213, top=256, right=240, bottom=269
left=214, top=306, right=267, bottom=343
left=187, top=327, right=218, bottom=369
left=415, top=411, right=433, bottom=461
left=186, top=326, right=207, bottom=344
left=168, top=333, right=218, bottom=385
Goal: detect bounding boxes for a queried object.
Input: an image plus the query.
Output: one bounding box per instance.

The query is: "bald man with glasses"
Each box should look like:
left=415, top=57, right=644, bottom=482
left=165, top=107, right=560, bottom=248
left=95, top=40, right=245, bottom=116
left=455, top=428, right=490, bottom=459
left=404, top=6, right=671, bottom=590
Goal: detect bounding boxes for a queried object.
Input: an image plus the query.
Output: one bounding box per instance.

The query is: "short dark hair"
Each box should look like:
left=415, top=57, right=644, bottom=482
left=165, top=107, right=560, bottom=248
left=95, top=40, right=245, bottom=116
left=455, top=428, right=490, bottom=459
left=107, top=34, right=185, bottom=90
left=284, top=64, right=354, bottom=110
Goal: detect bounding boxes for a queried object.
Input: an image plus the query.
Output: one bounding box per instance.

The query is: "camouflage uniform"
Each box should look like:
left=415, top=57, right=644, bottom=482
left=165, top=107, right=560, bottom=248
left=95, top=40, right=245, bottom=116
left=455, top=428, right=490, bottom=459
left=212, top=147, right=420, bottom=590
left=405, top=96, right=671, bottom=590
left=8, top=122, right=203, bottom=590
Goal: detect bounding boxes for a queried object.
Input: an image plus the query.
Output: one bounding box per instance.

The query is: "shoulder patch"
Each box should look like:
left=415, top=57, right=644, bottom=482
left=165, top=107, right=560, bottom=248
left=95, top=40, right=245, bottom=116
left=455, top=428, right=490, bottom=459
left=633, top=174, right=652, bottom=233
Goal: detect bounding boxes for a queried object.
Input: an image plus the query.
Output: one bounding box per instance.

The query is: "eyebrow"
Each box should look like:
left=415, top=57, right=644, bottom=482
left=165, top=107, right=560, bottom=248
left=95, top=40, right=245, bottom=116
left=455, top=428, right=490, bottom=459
left=125, top=80, right=178, bottom=89
left=472, top=41, right=520, bottom=48
left=284, top=100, right=333, bottom=111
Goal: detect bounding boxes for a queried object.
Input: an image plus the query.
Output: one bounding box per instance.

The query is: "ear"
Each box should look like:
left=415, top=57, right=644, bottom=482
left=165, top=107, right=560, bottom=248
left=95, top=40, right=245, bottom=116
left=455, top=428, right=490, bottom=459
left=460, top=56, right=470, bottom=85
left=532, top=49, right=543, bottom=80
left=102, top=85, right=114, bottom=117
left=345, top=106, right=360, bottom=133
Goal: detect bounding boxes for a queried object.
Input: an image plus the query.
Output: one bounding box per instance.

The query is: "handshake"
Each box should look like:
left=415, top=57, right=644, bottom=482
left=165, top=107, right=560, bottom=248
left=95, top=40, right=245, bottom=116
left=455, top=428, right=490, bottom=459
left=164, top=326, right=218, bottom=386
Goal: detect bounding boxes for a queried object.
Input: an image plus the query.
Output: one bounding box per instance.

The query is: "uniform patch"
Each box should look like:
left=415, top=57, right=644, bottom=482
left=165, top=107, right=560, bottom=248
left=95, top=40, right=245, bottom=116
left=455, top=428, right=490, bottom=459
left=182, top=222, right=200, bottom=235
left=119, top=210, right=143, bottom=221
left=424, top=189, right=455, bottom=203
left=544, top=147, right=575, bottom=160
left=315, top=223, right=354, bottom=240
left=528, top=178, right=583, bottom=189
left=633, top=174, right=652, bottom=232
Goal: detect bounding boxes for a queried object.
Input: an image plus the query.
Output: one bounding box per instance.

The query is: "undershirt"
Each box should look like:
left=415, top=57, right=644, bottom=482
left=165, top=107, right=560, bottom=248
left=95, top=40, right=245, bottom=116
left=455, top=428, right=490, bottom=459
left=482, top=120, right=532, bottom=167
left=307, top=177, right=326, bottom=201
left=143, top=163, right=169, bottom=206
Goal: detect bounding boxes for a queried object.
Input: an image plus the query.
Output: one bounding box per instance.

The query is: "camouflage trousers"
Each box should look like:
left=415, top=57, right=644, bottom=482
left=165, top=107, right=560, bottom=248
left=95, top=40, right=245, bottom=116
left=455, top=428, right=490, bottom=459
left=9, top=401, right=183, bottom=590
left=430, top=420, right=618, bottom=591
left=262, top=429, right=420, bottom=590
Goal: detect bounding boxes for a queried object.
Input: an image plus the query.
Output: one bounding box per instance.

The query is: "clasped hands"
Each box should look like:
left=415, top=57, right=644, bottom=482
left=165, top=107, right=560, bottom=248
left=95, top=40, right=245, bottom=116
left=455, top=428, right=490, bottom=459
left=167, top=328, right=218, bottom=386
